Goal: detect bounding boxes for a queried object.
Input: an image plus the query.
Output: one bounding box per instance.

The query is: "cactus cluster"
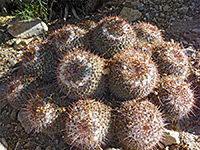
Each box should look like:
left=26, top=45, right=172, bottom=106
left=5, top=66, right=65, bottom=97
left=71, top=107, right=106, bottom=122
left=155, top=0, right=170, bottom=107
left=0, top=16, right=197, bottom=150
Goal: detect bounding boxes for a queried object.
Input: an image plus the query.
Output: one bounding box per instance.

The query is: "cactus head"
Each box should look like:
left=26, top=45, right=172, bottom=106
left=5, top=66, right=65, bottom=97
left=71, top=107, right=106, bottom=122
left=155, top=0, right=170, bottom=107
left=109, top=48, right=159, bottom=100
left=92, top=16, right=136, bottom=58
left=115, top=99, right=165, bottom=150
left=21, top=40, right=56, bottom=82
left=133, top=22, right=163, bottom=44
left=48, top=24, right=87, bottom=58
left=5, top=75, right=38, bottom=109
left=18, top=91, right=66, bottom=134
left=153, top=76, right=195, bottom=121
left=152, top=40, right=189, bottom=78
left=63, top=98, right=111, bottom=150
left=57, top=49, right=105, bottom=100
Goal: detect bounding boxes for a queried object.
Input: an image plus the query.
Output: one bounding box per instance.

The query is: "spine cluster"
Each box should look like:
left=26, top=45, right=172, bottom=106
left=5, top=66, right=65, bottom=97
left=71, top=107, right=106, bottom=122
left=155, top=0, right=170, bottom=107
left=1, top=15, right=197, bottom=150
left=56, top=49, right=105, bottom=100
left=109, top=47, right=159, bottom=100
left=115, top=99, right=165, bottom=150
left=64, top=98, right=111, bottom=150
left=91, top=16, right=136, bottom=58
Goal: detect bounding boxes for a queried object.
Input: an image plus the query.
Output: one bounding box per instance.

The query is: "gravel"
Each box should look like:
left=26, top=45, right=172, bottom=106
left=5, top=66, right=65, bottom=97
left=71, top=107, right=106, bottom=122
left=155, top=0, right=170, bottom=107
left=0, top=0, right=199, bottom=149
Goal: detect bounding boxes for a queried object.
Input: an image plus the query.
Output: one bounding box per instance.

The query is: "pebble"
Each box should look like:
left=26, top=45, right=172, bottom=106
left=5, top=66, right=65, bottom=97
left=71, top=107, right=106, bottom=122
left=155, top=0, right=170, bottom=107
left=0, top=143, right=7, bottom=150
left=179, top=6, right=189, bottom=13
left=184, top=46, right=196, bottom=58
left=181, top=131, right=200, bottom=150
left=17, top=111, right=32, bottom=134
left=191, top=28, right=200, bottom=34
left=45, top=146, right=52, bottom=150
left=10, top=109, right=19, bottom=120
left=120, top=7, right=142, bottom=22
left=0, top=138, right=8, bottom=149
left=13, top=37, right=35, bottom=50
left=162, top=129, right=180, bottom=146
left=35, top=146, right=42, bottom=150
left=7, top=18, right=48, bottom=38
left=106, top=148, right=122, bottom=150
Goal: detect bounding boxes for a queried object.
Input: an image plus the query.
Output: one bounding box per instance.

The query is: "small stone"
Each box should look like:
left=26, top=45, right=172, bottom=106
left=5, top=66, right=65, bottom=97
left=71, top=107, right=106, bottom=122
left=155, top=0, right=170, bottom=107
left=160, top=13, right=165, bottom=18
left=0, top=143, right=7, bottom=150
left=17, top=111, right=32, bottom=134
left=35, top=146, right=42, bottom=150
left=163, top=129, right=180, bottom=146
left=163, top=5, right=170, bottom=11
left=179, top=6, right=189, bottom=14
left=182, top=41, right=188, bottom=45
left=0, top=138, right=8, bottom=149
left=191, top=29, right=200, bottom=34
left=7, top=18, right=48, bottom=38
left=10, top=109, right=19, bottom=120
left=184, top=46, right=196, bottom=58
left=195, top=38, right=200, bottom=44
left=120, top=7, right=142, bottom=22
left=181, top=131, right=200, bottom=150
left=45, top=146, right=51, bottom=150
left=13, top=37, right=34, bottom=50
left=106, top=148, right=122, bottom=150
left=124, top=1, right=143, bottom=9
left=187, top=16, right=193, bottom=21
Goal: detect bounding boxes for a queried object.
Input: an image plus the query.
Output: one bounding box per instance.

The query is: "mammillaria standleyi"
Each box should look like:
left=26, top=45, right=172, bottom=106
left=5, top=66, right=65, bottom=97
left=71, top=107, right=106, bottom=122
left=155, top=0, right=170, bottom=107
left=0, top=15, right=197, bottom=149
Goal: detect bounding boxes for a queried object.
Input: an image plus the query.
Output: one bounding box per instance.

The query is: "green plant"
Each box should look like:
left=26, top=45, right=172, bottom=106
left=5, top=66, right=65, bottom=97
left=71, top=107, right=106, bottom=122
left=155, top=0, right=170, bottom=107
left=14, top=0, right=48, bottom=21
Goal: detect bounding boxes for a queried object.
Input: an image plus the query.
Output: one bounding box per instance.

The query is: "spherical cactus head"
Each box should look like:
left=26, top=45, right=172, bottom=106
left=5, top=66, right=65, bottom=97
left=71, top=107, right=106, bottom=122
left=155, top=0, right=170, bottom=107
left=5, top=75, right=38, bottom=109
left=63, top=98, right=111, bottom=150
left=115, top=99, right=165, bottom=150
left=47, top=24, right=87, bottom=58
left=153, top=75, right=195, bottom=121
left=18, top=93, right=66, bottom=134
left=21, top=40, right=56, bottom=82
left=57, top=49, right=105, bottom=100
left=92, top=16, right=136, bottom=58
left=133, top=22, right=163, bottom=44
left=152, top=40, right=190, bottom=78
left=109, top=48, right=159, bottom=100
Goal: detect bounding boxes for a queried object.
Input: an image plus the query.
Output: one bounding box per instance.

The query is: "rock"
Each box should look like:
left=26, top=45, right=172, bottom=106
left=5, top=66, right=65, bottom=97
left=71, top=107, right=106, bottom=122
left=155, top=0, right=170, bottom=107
left=191, top=29, right=200, bottom=34
left=7, top=18, right=48, bottom=38
left=35, top=146, right=42, bottom=150
left=179, top=6, right=189, bottom=14
left=120, top=7, right=142, bottom=22
left=10, top=109, right=19, bottom=120
left=45, top=146, right=51, bottom=150
left=124, top=1, right=143, bottom=9
left=17, top=111, right=32, bottom=134
left=0, top=143, right=7, bottom=150
left=13, top=37, right=35, bottom=50
left=0, top=138, right=8, bottom=150
left=184, top=46, right=196, bottom=58
left=163, top=5, right=170, bottom=11
left=106, top=148, right=122, bottom=150
left=181, top=131, right=200, bottom=150
left=162, top=129, right=180, bottom=146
